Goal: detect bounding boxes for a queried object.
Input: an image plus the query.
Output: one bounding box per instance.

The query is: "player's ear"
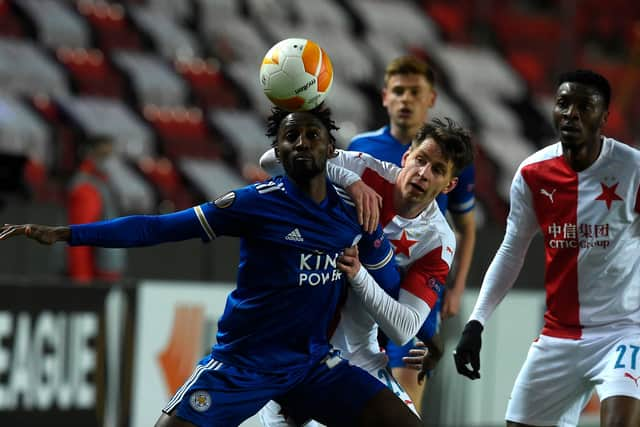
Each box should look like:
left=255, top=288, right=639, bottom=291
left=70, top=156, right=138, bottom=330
left=428, top=88, right=437, bottom=108
left=600, top=110, right=609, bottom=128
left=441, top=176, right=458, bottom=195
left=327, top=142, right=336, bottom=157
left=381, top=86, right=389, bottom=108
left=400, top=146, right=411, bottom=167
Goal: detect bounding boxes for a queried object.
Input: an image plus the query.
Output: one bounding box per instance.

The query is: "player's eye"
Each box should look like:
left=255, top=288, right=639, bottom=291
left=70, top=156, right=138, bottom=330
left=284, top=130, right=300, bottom=142
left=433, top=165, right=445, bottom=175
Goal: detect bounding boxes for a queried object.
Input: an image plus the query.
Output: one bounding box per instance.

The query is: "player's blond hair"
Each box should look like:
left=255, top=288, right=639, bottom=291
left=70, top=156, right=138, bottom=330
left=384, top=56, right=435, bottom=87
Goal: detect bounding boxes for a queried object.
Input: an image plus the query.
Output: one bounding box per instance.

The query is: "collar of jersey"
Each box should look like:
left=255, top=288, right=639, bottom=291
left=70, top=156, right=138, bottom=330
left=282, top=175, right=339, bottom=210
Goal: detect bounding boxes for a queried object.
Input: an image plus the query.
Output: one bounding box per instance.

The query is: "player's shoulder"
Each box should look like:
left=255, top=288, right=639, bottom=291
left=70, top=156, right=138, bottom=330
left=212, top=177, right=285, bottom=208
left=253, top=177, right=287, bottom=196
left=350, top=126, right=388, bottom=146
left=605, top=137, right=640, bottom=164
left=516, top=142, right=563, bottom=175
left=331, top=183, right=357, bottom=211
left=416, top=202, right=456, bottom=247
left=431, top=207, right=456, bottom=244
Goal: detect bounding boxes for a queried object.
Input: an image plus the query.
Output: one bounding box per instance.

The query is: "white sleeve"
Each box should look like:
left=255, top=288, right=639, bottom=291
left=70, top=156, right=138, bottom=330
left=469, top=171, right=539, bottom=326
left=258, top=148, right=362, bottom=187
left=348, top=266, right=430, bottom=345
left=326, top=162, right=361, bottom=187
left=259, top=148, right=284, bottom=176
left=330, top=149, right=399, bottom=182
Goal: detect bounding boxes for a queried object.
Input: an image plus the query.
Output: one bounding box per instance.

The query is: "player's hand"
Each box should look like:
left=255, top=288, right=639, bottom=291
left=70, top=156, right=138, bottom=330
left=337, top=246, right=361, bottom=279
left=410, top=335, right=444, bottom=384
left=401, top=341, right=434, bottom=385
left=453, top=320, right=483, bottom=380
left=0, top=224, right=69, bottom=245
left=345, top=180, right=381, bottom=234
left=441, top=288, right=463, bottom=319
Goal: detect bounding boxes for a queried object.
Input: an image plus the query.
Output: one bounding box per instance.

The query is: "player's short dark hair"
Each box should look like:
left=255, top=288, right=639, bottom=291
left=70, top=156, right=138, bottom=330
left=557, top=69, right=611, bottom=109
left=384, top=56, right=435, bottom=87
left=265, top=104, right=340, bottom=147
left=412, top=117, right=474, bottom=178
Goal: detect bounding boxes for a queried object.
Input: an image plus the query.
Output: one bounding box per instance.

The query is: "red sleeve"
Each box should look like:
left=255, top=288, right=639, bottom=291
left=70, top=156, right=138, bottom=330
left=635, top=182, right=640, bottom=214
left=362, top=168, right=397, bottom=227
left=401, top=246, right=450, bottom=308
left=67, top=184, right=103, bottom=283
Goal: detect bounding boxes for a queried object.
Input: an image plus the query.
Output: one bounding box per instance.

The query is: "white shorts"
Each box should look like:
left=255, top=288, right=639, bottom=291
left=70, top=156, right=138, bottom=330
left=506, top=331, right=640, bottom=426
left=258, top=366, right=417, bottom=426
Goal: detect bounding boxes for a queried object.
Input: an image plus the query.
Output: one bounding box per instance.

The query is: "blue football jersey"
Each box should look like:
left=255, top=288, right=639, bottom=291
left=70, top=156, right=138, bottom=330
left=349, top=125, right=475, bottom=214
left=69, top=174, right=398, bottom=374
left=197, top=176, right=397, bottom=373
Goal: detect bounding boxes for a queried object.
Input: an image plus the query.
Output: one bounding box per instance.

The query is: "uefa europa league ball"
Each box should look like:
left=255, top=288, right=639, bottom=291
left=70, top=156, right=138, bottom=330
left=259, top=38, right=334, bottom=111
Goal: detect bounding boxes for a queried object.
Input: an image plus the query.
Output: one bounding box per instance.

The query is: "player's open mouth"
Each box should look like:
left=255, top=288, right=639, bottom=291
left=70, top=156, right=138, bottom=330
left=294, top=155, right=312, bottom=162
left=409, top=183, right=426, bottom=193
left=560, top=124, right=580, bottom=133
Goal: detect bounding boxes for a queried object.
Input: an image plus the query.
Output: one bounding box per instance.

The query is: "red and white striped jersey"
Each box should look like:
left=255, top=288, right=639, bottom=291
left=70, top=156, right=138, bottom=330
left=471, top=137, right=640, bottom=338
left=329, top=150, right=455, bottom=371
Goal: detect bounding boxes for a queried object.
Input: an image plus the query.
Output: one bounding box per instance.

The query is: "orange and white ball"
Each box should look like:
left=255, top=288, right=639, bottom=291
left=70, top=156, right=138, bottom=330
left=259, top=38, right=333, bottom=111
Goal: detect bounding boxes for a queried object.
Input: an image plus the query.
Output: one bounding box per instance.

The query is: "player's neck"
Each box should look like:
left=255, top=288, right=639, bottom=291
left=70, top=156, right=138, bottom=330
left=393, top=191, right=430, bottom=219
left=562, top=136, right=603, bottom=172
left=290, top=174, right=327, bottom=204
left=389, top=125, right=416, bottom=145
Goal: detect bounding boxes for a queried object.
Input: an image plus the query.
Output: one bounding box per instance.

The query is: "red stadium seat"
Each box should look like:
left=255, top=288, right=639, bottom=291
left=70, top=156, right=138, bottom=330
left=143, top=105, right=221, bottom=161
left=492, top=11, right=563, bottom=50
left=76, top=0, right=144, bottom=52
left=424, top=2, right=471, bottom=44
left=56, top=47, right=127, bottom=98
left=0, top=0, right=27, bottom=37
left=506, top=49, right=550, bottom=94
left=137, top=156, right=195, bottom=211
left=175, top=58, right=242, bottom=109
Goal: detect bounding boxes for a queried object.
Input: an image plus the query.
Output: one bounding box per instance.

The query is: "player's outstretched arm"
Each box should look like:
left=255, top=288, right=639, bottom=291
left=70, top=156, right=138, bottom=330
left=2, top=208, right=206, bottom=249
left=0, top=224, right=70, bottom=244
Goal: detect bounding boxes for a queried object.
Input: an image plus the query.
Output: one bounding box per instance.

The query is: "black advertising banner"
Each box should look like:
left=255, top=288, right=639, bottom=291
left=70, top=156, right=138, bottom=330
left=0, top=281, right=133, bottom=427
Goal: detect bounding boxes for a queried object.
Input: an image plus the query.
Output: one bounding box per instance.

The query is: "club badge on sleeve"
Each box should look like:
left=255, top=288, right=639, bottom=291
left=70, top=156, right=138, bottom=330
left=214, top=191, right=236, bottom=209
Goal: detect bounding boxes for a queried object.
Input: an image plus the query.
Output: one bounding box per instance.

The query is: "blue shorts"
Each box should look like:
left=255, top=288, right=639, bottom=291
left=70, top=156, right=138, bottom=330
left=386, top=295, right=441, bottom=369
left=163, top=350, right=385, bottom=426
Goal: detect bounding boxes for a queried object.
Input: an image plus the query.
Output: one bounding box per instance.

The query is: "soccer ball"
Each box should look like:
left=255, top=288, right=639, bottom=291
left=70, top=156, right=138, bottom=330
left=259, top=38, right=334, bottom=111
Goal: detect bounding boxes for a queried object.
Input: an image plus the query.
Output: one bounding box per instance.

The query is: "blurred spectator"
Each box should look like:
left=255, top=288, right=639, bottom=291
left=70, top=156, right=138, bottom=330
left=66, top=135, right=126, bottom=283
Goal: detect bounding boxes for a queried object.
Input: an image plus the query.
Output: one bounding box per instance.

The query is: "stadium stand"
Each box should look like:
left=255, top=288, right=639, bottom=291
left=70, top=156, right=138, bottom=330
left=1, top=3, right=640, bottom=427
left=0, top=0, right=637, bottom=265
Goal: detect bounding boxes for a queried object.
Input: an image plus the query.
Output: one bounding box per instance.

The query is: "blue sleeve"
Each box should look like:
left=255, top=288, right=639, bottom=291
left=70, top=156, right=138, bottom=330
left=70, top=207, right=207, bottom=247
left=357, top=225, right=400, bottom=297
left=197, top=187, right=260, bottom=238
left=415, top=282, right=445, bottom=342
left=447, top=165, right=475, bottom=214
left=347, top=139, right=363, bottom=151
